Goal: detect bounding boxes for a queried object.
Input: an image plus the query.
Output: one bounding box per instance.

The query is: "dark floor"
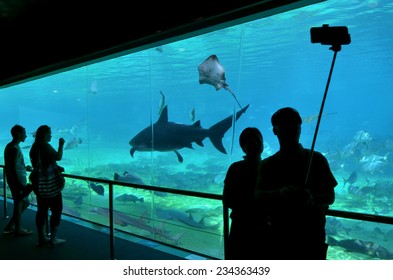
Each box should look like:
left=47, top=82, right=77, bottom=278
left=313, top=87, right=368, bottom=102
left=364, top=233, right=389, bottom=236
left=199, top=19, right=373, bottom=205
left=0, top=200, right=197, bottom=260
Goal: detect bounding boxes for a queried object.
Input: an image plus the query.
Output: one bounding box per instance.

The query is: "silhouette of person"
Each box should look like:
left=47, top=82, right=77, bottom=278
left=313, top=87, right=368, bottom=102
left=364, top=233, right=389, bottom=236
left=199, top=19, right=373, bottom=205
left=255, top=107, right=337, bottom=260
left=29, top=125, right=66, bottom=247
left=3, top=125, right=34, bottom=236
left=223, top=127, right=263, bottom=259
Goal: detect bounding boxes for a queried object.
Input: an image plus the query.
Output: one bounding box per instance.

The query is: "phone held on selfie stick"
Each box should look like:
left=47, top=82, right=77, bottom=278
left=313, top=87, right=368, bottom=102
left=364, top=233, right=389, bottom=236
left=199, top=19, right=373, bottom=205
left=305, top=24, right=351, bottom=185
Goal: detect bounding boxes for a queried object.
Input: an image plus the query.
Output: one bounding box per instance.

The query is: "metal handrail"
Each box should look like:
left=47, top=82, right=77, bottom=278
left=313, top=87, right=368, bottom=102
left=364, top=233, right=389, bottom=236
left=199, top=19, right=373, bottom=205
left=327, top=209, right=393, bottom=225
left=0, top=165, right=226, bottom=259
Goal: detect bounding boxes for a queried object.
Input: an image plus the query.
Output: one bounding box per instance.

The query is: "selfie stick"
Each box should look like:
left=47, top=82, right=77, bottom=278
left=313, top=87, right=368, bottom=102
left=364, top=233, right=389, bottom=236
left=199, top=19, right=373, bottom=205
left=305, top=43, right=345, bottom=185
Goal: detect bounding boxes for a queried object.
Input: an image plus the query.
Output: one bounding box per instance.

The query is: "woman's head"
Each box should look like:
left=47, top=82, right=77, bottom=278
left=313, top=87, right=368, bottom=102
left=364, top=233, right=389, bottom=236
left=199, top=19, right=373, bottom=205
left=239, top=127, right=263, bottom=158
left=34, top=125, right=51, bottom=143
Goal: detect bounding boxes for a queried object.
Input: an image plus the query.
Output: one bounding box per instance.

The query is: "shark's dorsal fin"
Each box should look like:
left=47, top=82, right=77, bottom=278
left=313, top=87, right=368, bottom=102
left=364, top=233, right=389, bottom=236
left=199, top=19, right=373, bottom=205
left=157, top=105, right=168, bottom=123
left=192, top=120, right=202, bottom=128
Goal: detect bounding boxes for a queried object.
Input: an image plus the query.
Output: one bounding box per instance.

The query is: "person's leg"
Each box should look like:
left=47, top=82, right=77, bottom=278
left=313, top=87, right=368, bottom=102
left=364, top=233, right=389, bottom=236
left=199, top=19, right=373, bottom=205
left=3, top=199, right=18, bottom=233
left=14, top=196, right=33, bottom=235
left=4, top=186, right=20, bottom=233
left=49, top=193, right=65, bottom=246
left=36, top=196, right=50, bottom=246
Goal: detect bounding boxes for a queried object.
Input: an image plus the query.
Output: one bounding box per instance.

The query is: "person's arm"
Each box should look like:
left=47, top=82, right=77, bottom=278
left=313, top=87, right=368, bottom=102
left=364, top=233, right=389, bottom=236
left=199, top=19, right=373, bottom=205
left=223, top=165, right=236, bottom=209
left=310, top=153, right=337, bottom=207
left=311, top=188, right=335, bottom=207
left=55, top=138, right=65, bottom=161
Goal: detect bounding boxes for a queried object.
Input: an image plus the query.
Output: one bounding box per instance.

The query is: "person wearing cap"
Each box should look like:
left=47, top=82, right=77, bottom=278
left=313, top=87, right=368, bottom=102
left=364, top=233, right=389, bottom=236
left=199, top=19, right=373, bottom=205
left=223, top=127, right=264, bottom=259
left=254, top=107, right=337, bottom=260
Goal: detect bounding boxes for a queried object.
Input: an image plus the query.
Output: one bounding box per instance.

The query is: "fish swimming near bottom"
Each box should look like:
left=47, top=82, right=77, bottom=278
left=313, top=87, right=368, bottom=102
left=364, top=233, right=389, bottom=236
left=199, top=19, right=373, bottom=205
left=90, top=207, right=183, bottom=244
left=328, top=236, right=393, bottom=259
left=115, top=193, right=144, bottom=203
left=114, top=172, right=145, bottom=185
left=156, top=207, right=220, bottom=230
left=129, top=104, right=250, bottom=163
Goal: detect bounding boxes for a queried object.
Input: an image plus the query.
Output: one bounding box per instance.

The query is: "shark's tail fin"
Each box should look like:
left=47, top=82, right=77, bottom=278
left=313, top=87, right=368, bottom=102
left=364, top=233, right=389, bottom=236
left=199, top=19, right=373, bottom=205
left=208, top=104, right=250, bottom=154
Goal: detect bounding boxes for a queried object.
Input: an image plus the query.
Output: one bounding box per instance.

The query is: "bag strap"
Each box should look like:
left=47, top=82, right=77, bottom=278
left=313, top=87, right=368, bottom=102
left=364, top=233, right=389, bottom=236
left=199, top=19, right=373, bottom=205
left=37, top=148, right=43, bottom=168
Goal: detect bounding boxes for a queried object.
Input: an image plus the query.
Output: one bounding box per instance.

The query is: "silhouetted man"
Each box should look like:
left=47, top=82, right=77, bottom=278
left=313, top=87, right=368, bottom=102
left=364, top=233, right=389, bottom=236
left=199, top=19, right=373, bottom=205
left=255, top=107, right=337, bottom=259
left=3, top=125, right=33, bottom=236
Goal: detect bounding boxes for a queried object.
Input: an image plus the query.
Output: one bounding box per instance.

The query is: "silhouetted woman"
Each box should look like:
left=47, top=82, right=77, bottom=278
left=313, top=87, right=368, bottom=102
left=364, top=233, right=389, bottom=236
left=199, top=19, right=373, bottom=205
left=223, top=127, right=263, bottom=259
left=29, top=125, right=66, bottom=247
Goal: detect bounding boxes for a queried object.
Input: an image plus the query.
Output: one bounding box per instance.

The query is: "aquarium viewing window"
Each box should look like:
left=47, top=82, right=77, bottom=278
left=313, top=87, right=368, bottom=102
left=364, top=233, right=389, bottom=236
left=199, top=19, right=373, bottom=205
left=1, top=0, right=393, bottom=260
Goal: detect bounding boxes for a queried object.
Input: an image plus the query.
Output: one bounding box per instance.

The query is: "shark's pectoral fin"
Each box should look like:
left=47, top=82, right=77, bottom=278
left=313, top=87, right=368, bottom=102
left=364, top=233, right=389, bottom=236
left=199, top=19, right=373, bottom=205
left=195, top=140, right=204, bottom=147
left=130, top=147, right=136, bottom=158
left=174, top=151, right=183, bottom=163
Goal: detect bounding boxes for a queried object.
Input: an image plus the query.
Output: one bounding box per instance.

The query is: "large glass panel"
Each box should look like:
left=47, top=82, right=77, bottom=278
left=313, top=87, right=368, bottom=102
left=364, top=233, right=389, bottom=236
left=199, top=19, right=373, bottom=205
left=1, top=0, right=393, bottom=258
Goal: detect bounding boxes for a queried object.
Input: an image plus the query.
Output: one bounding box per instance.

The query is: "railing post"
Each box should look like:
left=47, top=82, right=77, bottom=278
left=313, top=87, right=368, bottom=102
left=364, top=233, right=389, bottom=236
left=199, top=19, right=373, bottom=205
left=223, top=205, right=229, bottom=260
left=109, top=182, right=115, bottom=260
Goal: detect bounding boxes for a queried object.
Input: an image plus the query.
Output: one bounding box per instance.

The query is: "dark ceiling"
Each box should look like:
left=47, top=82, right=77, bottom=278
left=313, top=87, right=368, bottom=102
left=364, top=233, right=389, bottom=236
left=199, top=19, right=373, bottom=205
left=0, top=0, right=316, bottom=87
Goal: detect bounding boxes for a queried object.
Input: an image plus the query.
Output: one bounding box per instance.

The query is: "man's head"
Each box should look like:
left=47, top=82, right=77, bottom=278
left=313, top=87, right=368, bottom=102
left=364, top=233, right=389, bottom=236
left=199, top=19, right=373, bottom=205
left=10, top=124, right=27, bottom=143
left=271, top=107, right=302, bottom=147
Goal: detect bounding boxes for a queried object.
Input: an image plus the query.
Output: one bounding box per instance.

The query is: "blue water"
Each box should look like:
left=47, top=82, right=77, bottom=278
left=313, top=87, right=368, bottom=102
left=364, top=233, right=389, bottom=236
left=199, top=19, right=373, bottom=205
left=1, top=0, right=393, bottom=259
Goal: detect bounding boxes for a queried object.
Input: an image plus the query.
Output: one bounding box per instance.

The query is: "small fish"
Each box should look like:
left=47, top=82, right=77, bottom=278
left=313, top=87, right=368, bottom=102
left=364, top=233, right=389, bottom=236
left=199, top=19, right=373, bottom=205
left=115, top=194, right=144, bottom=203
left=302, top=112, right=337, bottom=124
left=189, top=108, right=196, bottom=122
left=361, top=159, right=388, bottom=174
left=354, top=130, right=372, bottom=143
left=343, top=171, right=358, bottom=188
left=88, top=182, right=104, bottom=196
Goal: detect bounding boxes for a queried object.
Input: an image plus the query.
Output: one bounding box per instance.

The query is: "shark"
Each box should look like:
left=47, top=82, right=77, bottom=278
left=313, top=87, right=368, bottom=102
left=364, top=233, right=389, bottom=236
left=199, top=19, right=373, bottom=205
left=90, top=207, right=183, bottom=244
left=328, top=236, right=393, bottom=259
left=156, top=208, right=221, bottom=230
left=129, top=104, right=250, bottom=162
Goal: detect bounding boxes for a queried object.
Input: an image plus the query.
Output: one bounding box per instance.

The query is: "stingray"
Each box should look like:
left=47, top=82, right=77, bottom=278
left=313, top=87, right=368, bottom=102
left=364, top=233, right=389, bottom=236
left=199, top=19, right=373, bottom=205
left=198, top=54, right=243, bottom=109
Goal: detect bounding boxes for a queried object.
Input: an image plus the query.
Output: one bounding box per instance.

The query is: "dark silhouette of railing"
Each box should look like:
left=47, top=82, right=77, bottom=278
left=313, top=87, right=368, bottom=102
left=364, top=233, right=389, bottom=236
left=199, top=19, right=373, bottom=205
left=1, top=166, right=226, bottom=259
